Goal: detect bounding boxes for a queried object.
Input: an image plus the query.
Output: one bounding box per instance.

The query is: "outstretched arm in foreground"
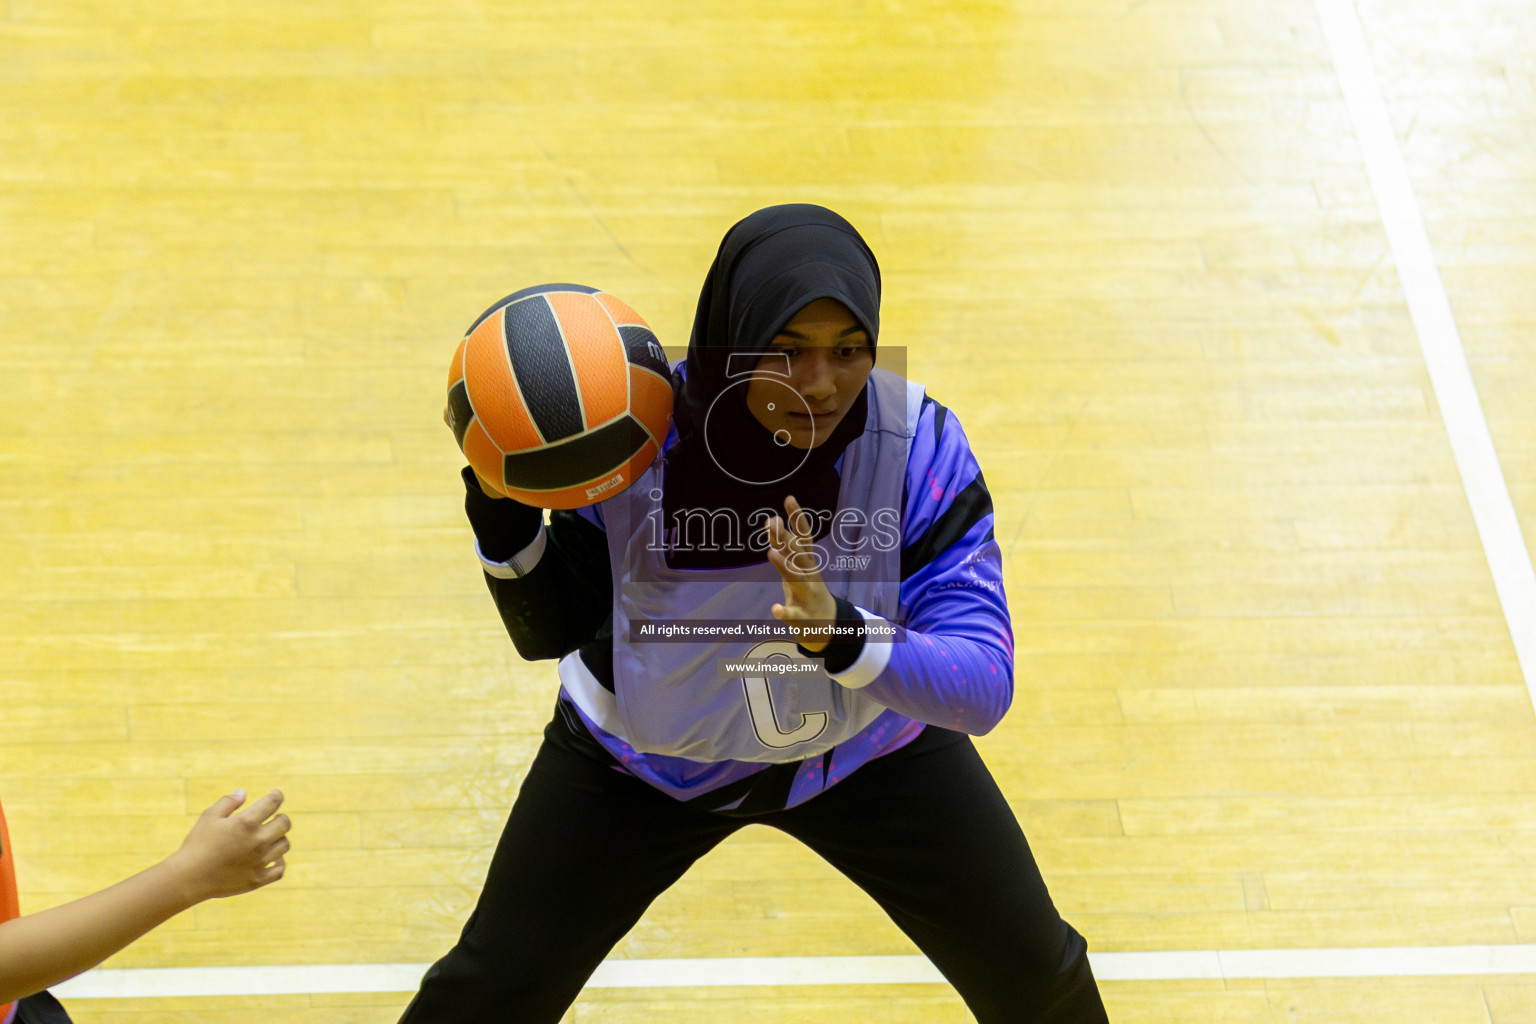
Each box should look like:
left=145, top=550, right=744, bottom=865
left=0, top=789, right=290, bottom=1003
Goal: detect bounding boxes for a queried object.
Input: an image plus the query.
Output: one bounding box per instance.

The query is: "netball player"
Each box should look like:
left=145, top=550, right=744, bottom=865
left=404, top=205, right=1109, bottom=1022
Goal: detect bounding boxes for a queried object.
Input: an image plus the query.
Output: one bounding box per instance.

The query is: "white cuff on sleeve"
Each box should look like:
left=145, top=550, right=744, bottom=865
left=477, top=527, right=548, bottom=579
left=828, top=606, right=894, bottom=690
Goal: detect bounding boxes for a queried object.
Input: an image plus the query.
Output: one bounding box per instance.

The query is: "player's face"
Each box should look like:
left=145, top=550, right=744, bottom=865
left=744, top=298, right=874, bottom=450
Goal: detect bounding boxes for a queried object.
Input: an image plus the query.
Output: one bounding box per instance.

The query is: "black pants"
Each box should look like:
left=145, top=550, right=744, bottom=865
left=15, top=992, right=73, bottom=1023
left=400, top=717, right=1108, bottom=1023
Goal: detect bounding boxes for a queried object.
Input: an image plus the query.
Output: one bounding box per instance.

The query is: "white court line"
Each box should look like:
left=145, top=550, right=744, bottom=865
left=1314, top=0, right=1536, bottom=698
left=49, top=946, right=1536, bottom=997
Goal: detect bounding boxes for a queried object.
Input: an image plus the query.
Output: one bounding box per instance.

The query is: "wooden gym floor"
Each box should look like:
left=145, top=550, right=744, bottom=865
left=2, top=0, right=1534, bottom=1020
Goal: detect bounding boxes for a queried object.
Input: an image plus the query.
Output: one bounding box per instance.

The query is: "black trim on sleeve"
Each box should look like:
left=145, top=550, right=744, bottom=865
left=901, top=472, right=994, bottom=579
left=797, top=595, right=867, bottom=674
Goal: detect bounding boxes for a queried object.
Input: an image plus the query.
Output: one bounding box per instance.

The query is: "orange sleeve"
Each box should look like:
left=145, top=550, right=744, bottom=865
left=0, top=798, right=18, bottom=923
left=1, top=797, right=17, bottom=1021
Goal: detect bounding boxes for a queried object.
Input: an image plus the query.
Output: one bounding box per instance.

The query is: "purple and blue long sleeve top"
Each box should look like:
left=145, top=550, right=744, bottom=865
left=464, top=392, right=1011, bottom=811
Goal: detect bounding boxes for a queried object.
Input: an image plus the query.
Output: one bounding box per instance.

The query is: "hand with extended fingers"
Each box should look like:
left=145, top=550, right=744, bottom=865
left=165, top=788, right=291, bottom=902
left=765, top=495, right=837, bottom=652
left=0, top=788, right=292, bottom=1005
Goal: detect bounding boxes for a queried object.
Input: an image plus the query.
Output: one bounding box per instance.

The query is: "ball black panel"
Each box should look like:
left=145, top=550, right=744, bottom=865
left=465, top=283, right=599, bottom=336
left=502, top=415, right=650, bottom=492
left=447, top=379, right=474, bottom=448
left=618, top=324, right=669, bottom=378
left=503, top=298, right=585, bottom=443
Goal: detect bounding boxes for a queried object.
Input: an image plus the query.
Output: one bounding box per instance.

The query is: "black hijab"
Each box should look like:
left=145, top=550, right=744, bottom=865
left=662, top=204, right=881, bottom=569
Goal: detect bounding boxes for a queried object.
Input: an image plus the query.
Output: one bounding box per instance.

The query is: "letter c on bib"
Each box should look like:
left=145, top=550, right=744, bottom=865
left=739, top=640, right=829, bottom=749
